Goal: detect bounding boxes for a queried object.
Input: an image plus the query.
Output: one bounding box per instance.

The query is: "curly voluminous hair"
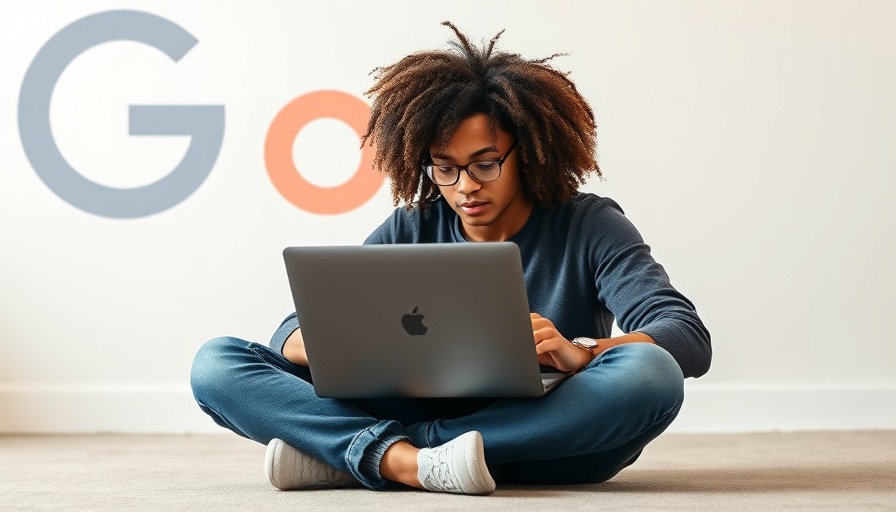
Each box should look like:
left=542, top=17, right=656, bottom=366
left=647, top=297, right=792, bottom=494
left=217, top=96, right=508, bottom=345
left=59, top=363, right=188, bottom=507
left=362, top=21, right=601, bottom=209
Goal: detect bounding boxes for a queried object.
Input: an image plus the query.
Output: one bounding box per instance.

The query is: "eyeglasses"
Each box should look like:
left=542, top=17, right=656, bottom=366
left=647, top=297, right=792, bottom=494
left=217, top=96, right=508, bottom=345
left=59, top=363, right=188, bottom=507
left=422, top=140, right=518, bottom=186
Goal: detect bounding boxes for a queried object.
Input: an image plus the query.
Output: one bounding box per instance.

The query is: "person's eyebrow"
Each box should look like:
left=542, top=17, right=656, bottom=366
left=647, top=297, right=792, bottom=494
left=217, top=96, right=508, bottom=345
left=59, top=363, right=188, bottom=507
left=431, top=145, right=500, bottom=161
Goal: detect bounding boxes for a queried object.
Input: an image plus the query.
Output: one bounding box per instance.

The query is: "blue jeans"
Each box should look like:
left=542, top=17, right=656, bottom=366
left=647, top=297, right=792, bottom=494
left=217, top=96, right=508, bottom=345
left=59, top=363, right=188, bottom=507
left=190, top=337, right=684, bottom=490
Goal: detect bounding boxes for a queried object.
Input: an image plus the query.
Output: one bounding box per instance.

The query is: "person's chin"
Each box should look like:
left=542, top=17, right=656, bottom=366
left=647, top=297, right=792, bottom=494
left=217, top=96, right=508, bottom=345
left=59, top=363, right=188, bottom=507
left=460, top=214, right=494, bottom=228
left=453, top=207, right=489, bottom=225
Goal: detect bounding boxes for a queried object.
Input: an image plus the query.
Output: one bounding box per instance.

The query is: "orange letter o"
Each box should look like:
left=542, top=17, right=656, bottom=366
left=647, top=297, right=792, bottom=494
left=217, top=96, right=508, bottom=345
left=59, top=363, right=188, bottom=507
left=265, top=90, right=383, bottom=214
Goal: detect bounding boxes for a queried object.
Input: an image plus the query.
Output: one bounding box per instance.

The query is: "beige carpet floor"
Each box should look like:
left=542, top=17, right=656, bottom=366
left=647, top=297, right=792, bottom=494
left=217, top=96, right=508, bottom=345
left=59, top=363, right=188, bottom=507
left=2, top=431, right=894, bottom=511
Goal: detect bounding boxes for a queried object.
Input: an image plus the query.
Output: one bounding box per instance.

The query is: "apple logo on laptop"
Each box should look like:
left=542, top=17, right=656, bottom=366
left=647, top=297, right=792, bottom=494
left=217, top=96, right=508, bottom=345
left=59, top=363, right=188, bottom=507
left=401, top=307, right=428, bottom=335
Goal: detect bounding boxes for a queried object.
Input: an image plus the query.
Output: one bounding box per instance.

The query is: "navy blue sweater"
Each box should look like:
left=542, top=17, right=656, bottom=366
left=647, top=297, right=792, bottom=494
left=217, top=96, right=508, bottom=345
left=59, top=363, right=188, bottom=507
left=271, top=193, right=711, bottom=378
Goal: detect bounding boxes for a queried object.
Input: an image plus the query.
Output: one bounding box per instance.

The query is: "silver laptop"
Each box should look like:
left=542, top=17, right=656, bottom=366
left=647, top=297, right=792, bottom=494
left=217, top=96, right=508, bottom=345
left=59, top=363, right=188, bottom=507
left=282, top=242, right=569, bottom=398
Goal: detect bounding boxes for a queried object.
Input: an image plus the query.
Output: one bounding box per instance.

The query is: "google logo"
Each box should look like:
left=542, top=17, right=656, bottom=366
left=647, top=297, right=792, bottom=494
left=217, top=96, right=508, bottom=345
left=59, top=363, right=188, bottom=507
left=18, top=9, right=383, bottom=219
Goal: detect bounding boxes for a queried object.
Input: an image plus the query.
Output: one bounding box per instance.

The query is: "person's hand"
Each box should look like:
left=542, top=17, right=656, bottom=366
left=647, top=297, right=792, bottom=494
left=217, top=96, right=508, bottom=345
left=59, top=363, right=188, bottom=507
left=531, top=312, right=592, bottom=373
left=283, top=328, right=309, bottom=366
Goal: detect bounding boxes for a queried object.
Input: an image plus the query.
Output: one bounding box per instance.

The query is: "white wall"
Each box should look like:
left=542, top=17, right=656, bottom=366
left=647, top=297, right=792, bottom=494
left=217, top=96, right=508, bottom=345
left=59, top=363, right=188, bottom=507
left=1, top=0, right=893, bottom=433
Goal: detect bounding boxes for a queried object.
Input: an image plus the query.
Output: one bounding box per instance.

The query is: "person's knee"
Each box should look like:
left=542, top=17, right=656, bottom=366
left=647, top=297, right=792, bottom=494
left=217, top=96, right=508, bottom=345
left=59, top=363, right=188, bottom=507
left=602, top=343, right=684, bottom=413
left=190, top=336, right=246, bottom=403
left=630, top=343, right=684, bottom=412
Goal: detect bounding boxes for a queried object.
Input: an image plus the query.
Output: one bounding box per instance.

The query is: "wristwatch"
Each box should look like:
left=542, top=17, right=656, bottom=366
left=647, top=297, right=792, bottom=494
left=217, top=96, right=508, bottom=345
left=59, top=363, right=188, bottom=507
left=570, top=337, right=599, bottom=355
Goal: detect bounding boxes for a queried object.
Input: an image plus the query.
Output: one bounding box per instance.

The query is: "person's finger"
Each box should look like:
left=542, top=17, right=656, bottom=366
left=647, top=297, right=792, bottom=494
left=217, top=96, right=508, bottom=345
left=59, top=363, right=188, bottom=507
left=530, top=317, right=549, bottom=331
left=532, top=326, right=557, bottom=344
left=534, top=337, right=563, bottom=355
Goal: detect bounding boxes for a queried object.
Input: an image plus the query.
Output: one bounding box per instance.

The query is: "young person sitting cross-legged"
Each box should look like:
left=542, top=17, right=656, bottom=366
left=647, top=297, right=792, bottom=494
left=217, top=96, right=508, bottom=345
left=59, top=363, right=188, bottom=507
left=190, top=22, right=711, bottom=495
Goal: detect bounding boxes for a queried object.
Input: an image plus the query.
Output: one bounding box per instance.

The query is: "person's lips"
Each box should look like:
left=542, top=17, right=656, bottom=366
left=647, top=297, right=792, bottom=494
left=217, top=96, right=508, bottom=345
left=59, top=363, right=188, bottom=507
left=459, top=200, right=488, bottom=215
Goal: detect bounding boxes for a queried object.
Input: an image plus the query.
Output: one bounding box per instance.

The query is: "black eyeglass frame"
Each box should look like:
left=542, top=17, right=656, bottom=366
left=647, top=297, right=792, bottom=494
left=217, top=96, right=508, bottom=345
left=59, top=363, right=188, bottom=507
left=421, top=139, right=518, bottom=186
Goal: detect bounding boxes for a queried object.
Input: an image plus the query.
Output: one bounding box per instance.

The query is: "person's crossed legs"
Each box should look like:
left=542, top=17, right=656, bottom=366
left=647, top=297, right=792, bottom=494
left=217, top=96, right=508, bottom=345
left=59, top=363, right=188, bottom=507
left=191, top=337, right=683, bottom=493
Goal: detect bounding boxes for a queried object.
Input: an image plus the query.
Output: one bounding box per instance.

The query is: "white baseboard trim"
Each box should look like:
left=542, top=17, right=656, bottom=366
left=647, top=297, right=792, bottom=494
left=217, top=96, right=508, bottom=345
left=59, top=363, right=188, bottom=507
left=669, top=383, right=896, bottom=433
left=1, top=383, right=894, bottom=434
left=0, top=383, right=217, bottom=434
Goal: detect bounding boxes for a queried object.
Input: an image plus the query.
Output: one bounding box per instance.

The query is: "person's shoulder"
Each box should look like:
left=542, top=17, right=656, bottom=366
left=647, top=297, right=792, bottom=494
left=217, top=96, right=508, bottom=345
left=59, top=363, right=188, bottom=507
left=365, top=199, right=453, bottom=244
left=556, top=192, right=625, bottom=218
left=387, top=199, right=452, bottom=225
left=550, top=192, right=644, bottom=245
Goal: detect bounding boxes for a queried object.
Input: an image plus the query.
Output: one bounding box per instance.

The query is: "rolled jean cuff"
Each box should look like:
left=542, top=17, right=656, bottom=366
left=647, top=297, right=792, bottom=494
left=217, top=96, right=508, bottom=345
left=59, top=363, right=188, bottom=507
left=406, top=421, right=432, bottom=448
left=346, top=419, right=409, bottom=489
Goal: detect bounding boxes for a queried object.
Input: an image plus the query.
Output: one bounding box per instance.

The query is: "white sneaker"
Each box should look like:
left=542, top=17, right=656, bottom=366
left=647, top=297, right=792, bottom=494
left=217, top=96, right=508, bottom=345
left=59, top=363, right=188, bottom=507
left=265, top=438, right=359, bottom=490
left=416, top=431, right=496, bottom=495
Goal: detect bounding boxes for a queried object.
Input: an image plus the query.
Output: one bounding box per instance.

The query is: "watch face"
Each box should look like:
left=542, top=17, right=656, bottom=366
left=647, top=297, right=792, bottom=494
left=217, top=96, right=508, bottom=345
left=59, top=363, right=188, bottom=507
left=574, top=337, right=597, bottom=348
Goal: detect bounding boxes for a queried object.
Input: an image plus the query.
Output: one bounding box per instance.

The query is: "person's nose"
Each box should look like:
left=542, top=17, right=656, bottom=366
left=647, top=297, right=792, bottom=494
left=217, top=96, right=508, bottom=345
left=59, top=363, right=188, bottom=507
left=455, top=169, right=481, bottom=195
